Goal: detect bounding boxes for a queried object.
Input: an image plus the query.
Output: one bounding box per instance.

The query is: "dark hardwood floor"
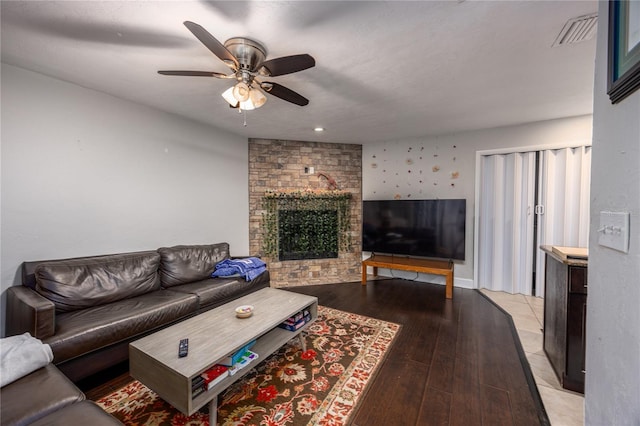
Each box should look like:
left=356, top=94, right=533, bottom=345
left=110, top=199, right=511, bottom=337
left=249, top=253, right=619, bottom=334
left=85, top=279, right=549, bottom=426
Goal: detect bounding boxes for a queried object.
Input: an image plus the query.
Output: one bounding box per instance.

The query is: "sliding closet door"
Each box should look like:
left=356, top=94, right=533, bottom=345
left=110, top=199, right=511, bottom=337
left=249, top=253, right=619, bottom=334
left=478, top=152, right=536, bottom=294
left=534, top=146, right=591, bottom=297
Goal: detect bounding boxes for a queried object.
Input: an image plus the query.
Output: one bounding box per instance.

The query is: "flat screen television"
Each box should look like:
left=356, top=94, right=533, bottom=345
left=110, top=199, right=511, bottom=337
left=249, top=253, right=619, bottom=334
left=362, top=199, right=466, bottom=260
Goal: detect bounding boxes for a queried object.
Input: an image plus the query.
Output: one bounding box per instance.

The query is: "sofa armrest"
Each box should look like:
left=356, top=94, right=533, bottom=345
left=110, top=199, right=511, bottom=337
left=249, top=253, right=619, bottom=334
left=6, top=286, right=56, bottom=339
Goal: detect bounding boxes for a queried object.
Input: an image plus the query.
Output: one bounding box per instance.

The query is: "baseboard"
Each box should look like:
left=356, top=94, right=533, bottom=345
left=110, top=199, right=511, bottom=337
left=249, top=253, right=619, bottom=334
left=453, top=277, right=474, bottom=289
left=374, top=269, right=474, bottom=289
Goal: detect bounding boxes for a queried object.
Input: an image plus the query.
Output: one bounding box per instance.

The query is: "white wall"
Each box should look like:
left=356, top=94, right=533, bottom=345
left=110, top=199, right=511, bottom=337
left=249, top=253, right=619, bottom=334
left=585, top=1, right=640, bottom=424
left=0, top=64, right=250, bottom=336
left=363, top=115, right=592, bottom=285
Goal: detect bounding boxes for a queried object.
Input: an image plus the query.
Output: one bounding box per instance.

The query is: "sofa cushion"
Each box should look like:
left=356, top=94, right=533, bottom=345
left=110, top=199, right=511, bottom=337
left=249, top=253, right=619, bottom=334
left=35, top=251, right=161, bottom=312
left=158, top=243, right=230, bottom=288
left=168, top=270, right=270, bottom=310
left=44, top=290, right=198, bottom=364
left=0, top=363, right=84, bottom=426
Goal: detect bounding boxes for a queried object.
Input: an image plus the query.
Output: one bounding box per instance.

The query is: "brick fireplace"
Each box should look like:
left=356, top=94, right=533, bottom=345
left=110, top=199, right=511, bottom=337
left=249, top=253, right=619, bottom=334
left=249, top=139, right=362, bottom=287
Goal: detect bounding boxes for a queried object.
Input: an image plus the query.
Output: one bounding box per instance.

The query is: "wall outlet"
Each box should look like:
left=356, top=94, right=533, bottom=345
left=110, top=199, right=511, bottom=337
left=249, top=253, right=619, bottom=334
left=598, top=211, right=630, bottom=253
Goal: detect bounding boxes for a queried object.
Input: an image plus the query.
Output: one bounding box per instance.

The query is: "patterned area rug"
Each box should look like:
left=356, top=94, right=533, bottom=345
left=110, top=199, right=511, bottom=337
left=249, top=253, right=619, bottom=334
left=97, top=306, right=400, bottom=425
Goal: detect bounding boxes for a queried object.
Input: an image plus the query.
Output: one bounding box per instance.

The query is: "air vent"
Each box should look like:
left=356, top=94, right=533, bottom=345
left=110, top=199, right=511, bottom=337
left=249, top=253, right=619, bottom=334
left=552, top=13, right=598, bottom=47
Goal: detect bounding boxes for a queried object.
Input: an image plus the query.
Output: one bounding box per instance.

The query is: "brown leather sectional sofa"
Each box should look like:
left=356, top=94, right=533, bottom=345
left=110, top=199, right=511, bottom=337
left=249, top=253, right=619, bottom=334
left=0, top=363, right=123, bottom=425
left=5, top=243, right=270, bottom=383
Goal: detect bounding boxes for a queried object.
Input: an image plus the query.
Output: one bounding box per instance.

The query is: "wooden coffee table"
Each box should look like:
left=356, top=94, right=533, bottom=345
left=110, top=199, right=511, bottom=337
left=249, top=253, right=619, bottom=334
left=129, top=287, right=318, bottom=425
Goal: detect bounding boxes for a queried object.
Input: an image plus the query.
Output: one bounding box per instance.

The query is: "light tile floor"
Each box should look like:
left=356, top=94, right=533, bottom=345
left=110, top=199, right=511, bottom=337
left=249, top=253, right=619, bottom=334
left=481, top=289, right=584, bottom=426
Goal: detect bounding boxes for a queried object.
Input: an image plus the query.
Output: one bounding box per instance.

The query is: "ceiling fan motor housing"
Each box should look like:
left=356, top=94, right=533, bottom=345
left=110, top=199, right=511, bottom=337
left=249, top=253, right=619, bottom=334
left=224, top=37, right=267, bottom=72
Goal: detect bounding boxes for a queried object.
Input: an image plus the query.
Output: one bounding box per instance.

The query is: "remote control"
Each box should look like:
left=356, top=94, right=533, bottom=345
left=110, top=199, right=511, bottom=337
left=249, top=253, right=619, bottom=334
left=178, top=338, right=189, bottom=358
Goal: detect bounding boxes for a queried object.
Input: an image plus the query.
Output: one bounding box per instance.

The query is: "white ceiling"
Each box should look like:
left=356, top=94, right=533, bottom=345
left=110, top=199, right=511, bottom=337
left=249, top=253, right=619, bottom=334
left=1, top=1, right=597, bottom=144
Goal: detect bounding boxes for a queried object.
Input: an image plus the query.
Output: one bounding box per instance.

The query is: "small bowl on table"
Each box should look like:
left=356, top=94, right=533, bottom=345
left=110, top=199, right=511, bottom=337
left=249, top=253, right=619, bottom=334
left=235, top=305, right=254, bottom=319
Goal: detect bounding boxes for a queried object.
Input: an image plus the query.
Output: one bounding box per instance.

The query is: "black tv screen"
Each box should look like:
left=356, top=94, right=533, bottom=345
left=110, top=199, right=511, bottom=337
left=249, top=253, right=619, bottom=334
left=362, top=199, right=466, bottom=260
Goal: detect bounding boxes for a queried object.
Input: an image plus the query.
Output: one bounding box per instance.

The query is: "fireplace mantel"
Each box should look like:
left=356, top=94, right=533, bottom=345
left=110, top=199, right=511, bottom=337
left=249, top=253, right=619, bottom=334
left=263, top=188, right=351, bottom=200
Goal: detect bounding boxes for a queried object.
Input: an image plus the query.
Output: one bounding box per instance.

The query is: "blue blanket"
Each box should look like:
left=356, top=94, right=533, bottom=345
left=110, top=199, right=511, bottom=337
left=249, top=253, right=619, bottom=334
left=212, top=257, right=267, bottom=281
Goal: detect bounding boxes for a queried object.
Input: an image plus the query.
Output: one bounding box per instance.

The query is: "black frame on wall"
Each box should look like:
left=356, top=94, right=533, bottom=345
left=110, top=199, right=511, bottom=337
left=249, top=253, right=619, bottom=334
left=607, top=0, right=640, bottom=104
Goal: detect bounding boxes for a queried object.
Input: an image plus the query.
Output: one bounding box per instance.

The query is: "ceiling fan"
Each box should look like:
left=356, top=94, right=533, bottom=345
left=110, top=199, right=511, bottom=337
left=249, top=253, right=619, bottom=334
left=158, top=21, right=315, bottom=110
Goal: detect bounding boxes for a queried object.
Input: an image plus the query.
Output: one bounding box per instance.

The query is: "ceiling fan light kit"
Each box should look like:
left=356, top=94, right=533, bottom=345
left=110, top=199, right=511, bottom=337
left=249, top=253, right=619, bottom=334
left=158, top=21, right=315, bottom=112
left=248, top=87, right=267, bottom=108
left=221, top=86, right=239, bottom=106
left=232, top=82, right=251, bottom=102
left=221, top=83, right=268, bottom=110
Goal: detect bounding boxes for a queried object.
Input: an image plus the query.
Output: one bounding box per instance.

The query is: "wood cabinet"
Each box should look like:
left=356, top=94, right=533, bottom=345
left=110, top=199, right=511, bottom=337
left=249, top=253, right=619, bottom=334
left=541, top=246, right=587, bottom=393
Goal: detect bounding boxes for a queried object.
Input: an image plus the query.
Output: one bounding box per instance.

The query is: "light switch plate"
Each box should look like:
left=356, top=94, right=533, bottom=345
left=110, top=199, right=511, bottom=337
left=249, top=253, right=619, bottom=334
left=598, top=211, right=630, bottom=253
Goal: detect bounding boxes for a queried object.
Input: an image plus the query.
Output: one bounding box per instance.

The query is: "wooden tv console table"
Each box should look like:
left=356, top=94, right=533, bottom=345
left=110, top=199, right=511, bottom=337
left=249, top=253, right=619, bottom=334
left=361, top=254, right=454, bottom=299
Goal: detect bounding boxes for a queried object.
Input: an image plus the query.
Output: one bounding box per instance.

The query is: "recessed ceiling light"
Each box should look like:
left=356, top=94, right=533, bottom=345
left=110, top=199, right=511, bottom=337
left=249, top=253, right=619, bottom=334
left=314, top=127, right=325, bottom=132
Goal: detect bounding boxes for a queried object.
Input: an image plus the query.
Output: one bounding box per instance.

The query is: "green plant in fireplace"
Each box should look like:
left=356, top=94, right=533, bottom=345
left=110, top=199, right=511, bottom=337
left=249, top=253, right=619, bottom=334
left=261, top=189, right=352, bottom=259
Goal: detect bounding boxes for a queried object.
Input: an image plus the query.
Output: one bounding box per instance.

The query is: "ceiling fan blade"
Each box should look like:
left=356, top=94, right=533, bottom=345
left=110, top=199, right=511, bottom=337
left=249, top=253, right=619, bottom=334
left=259, top=54, right=315, bottom=77
left=158, top=70, right=230, bottom=78
left=261, top=82, right=309, bottom=106
left=183, top=21, right=239, bottom=69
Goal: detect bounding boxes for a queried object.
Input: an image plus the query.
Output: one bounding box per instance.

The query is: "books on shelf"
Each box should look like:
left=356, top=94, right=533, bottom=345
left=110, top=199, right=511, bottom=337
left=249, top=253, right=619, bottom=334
left=201, top=364, right=229, bottom=390
left=219, top=340, right=257, bottom=367
left=192, top=385, right=206, bottom=398
left=191, top=364, right=229, bottom=398
left=192, top=349, right=260, bottom=398
left=228, top=350, right=259, bottom=376
left=278, top=309, right=311, bottom=331
left=191, top=375, right=205, bottom=390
